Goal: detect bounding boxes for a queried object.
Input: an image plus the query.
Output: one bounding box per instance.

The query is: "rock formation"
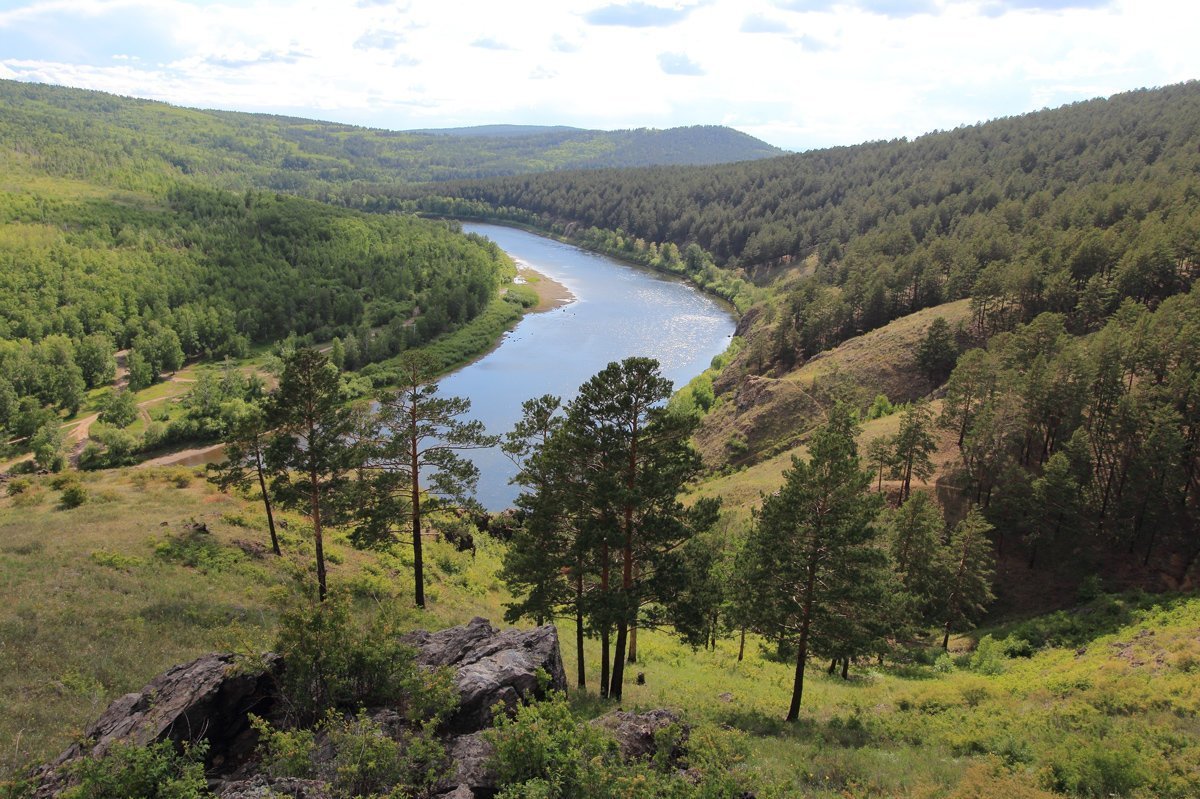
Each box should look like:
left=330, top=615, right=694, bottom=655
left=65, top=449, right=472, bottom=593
left=31, top=619, right=568, bottom=799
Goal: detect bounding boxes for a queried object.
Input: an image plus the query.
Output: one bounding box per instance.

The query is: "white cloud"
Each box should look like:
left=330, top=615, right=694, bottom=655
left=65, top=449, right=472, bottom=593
left=0, top=0, right=1194, bottom=149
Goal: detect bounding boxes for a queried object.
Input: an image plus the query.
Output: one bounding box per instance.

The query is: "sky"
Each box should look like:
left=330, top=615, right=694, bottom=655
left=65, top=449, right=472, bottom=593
left=0, top=0, right=1196, bottom=151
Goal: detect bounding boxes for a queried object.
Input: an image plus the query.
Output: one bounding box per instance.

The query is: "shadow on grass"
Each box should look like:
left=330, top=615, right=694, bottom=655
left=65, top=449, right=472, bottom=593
left=984, top=591, right=1193, bottom=651
left=714, top=706, right=876, bottom=749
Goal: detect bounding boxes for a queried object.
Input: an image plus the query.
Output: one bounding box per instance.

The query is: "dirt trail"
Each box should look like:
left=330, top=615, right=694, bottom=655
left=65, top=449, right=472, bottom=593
left=136, top=443, right=226, bottom=469
left=1, top=412, right=99, bottom=472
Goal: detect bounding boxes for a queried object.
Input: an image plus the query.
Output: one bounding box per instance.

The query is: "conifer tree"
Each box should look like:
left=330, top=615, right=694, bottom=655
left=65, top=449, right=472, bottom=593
left=501, top=395, right=570, bottom=628
left=266, top=348, right=360, bottom=601
left=884, top=491, right=944, bottom=622
left=915, top=316, right=958, bottom=384
left=739, top=404, right=883, bottom=720
left=939, top=508, right=996, bottom=649
left=210, top=398, right=281, bottom=556
left=891, top=401, right=937, bottom=502
left=561, top=357, right=704, bottom=700
left=362, top=351, right=497, bottom=608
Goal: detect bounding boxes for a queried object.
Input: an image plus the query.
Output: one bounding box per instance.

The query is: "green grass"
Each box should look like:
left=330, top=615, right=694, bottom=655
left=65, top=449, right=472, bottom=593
left=3, top=465, right=1198, bottom=798
left=0, top=467, right=510, bottom=777
left=558, top=594, right=1200, bottom=798
left=694, top=299, right=970, bottom=469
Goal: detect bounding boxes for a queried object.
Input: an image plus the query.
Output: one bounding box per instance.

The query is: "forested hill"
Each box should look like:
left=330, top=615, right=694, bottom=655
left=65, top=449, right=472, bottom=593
left=417, top=81, right=1200, bottom=592
left=0, top=80, right=780, bottom=197
left=417, top=81, right=1200, bottom=358
left=420, top=80, right=1198, bottom=259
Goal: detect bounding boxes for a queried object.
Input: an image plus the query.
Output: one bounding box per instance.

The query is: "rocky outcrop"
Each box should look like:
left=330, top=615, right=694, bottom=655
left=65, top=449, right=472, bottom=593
left=34, top=652, right=281, bottom=796
left=32, top=619, right=572, bottom=798
left=404, top=616, right=568, bottom=733
left=591, top=708, right=688, bottom=764
left=440, top=732, right=497, bottom=796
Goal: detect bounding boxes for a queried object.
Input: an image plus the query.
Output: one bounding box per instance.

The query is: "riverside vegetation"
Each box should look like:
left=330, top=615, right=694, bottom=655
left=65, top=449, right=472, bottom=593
left=1, top=79, right=1199, bottom=798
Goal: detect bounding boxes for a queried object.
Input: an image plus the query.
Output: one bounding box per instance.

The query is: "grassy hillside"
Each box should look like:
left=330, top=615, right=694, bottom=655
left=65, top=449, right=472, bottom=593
left=3, top=467, right=1198, bottom=798
left=693, top=300, right=971, bottom=468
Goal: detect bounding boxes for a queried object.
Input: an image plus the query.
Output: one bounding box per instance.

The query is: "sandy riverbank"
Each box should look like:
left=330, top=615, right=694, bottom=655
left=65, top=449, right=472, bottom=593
left=517, top=265, right=574, bottom=312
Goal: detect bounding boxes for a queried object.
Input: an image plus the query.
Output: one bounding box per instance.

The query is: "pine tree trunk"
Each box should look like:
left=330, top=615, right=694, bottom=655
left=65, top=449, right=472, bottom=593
left=611, top=621, right=628, bottom=701
left=787, top=559, right=818, bottom=722
left=841, top=658, right=849, bottom=680
left=787, top=619, right=811, bottom=722
left=600, top=625, right=610, bottom=698
left=737, top=628, right=746, bottom=662
left=310, top=472, right=326, bottom=602
left=255, top=447, right=280, bottom=556
left=600, top=540, right=610, bottom=697
left=411, top=402, right=425, bottom=609
left=576, top=570, right=586, bottom=689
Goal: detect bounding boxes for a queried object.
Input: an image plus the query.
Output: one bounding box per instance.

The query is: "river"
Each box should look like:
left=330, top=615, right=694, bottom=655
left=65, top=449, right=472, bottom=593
left=444, top=223, right=736, bottom=510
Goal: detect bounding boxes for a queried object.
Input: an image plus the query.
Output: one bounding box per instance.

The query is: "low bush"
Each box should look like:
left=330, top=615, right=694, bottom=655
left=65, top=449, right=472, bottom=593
left=60, top=483, right=88, bottom=509
left=61, top=740, right=208, bottom=799
left=273, top=592, right=457, bottom=725
left=249, top=715, right=315, bottom=779
left=1043, top=741, right=1148, bottom=798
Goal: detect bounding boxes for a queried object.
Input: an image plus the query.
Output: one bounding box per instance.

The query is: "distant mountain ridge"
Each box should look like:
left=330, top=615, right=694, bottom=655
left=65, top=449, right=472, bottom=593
left=0, top=80, right=782, bottom=193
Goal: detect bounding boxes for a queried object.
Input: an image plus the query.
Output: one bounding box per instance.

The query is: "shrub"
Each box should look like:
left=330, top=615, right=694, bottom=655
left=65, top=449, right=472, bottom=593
left=488, top=691, right=620, bottom=796
left=1076, top=574, right=1105, bottom=603
left=273, top=592, right=457, bottom=725
left=61, top=740, right=208, bottom=799
left=90, top=549, right=144, bottom=570
left=323, top=710, right=448, bottom=798
left=10, top=486, right=45, bottom=508
left=1001, top=636, right=1034, bottom=658
left=60, top=483, right=88, bottom=509
left=48, top=473, right=76, bottom=490
left=1043, top=741, right=1148, bottom=798
left=969, top=635, right=1006, bottom=675
left=5, top=478, right=31, bottom=496
left=153, top=528, right=244, bottom=573
left=249, top=715, right=315, bottom=779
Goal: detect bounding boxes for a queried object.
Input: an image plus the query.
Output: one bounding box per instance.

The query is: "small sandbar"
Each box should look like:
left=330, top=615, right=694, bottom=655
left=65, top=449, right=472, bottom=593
left=516, top=264, right=575, bottom=312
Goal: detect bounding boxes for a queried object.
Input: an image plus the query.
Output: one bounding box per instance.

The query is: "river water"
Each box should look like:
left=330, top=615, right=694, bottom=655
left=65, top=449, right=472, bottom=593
left=443, top=223, right=736, bottom=510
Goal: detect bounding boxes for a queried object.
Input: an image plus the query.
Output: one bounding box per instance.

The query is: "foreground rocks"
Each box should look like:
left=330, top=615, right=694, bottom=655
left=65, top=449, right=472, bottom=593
left=591, top=708, right=688, bottom=764
left=34, top=653, right=282, bottom=797
left=29, top=617, right=696, bottom=799
left=32, top=618, right=568, bottom=799
left=403, top=616, right=569, bottom=733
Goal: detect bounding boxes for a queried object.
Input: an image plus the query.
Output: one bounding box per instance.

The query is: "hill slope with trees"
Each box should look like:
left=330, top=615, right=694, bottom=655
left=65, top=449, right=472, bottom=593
left=416, top=82, right=1200, bottom=599
left=0, top=80, right=781, bottom=199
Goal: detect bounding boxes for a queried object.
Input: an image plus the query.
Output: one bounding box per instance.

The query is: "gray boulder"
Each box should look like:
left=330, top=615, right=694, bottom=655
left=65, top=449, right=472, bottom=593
left=591, top=708, right=688, bottom=764
left=35, top=652, right=281, bottom=796
left=405, top=617, right=567, bottom=733
left=440, top=732, right=497, bottom=795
